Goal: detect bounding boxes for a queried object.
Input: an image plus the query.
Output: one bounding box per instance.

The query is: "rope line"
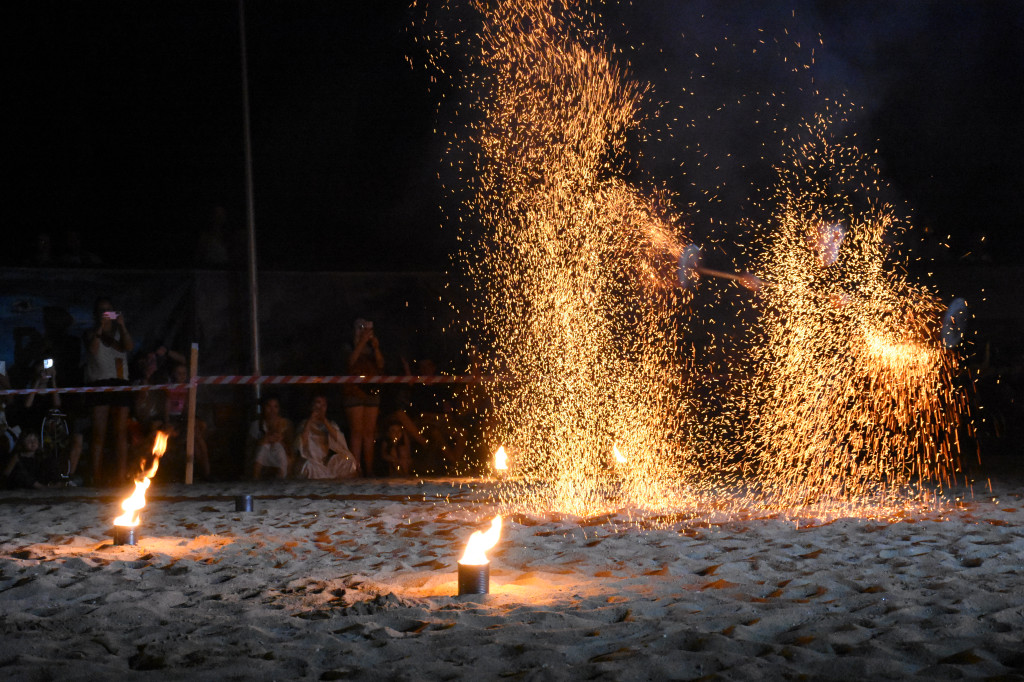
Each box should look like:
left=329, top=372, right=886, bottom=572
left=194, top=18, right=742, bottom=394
left=0, top=375, right=494, bottom=397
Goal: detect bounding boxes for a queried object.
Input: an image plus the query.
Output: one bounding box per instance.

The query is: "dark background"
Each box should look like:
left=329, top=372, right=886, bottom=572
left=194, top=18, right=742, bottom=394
left=6, top=0, right=1022, bottom=271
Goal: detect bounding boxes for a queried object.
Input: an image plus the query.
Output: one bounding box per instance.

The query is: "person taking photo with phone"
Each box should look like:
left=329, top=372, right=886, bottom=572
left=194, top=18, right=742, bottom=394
left=84, top=297, right=133, bottom=486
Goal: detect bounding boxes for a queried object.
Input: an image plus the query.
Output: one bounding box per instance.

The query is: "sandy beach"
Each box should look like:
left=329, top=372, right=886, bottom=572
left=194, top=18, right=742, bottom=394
left=1, top=477, right=1023, bottom=680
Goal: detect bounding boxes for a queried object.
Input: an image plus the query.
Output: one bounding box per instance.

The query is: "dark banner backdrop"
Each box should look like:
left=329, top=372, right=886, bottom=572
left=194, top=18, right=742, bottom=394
left=0, top=268, right=454, bottom=383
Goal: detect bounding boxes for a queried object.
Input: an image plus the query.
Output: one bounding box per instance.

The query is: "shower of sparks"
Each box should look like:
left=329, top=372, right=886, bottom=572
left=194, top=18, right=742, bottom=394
left=418, top=1, right=970, bottom=521
left=736, top=111, right=969, bottom=516
left=422, top=0, right=708, bottom=517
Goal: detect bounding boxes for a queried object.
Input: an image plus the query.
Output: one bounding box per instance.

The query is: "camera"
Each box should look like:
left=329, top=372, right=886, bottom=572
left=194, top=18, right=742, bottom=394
left=43, top=358, right=54, bottom=369
left=103, top=311, right=119, bottom=321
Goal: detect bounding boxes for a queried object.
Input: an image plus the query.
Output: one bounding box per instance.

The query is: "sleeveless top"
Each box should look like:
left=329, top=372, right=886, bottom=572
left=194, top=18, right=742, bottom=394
left=86, top=336, right=128, bottom=383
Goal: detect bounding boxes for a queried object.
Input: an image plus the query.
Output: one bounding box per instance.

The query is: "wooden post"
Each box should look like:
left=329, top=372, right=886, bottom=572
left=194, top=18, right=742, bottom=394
left=185, top=343, right=199, bottom=484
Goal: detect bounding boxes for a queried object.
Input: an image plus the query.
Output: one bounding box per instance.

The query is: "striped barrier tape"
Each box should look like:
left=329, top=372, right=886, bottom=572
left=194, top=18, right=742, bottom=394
left=0, top=375, right=494, bottom=397
left=0, top=382, right=186, bottom=397
left=195, top=375, right=491, bottom=386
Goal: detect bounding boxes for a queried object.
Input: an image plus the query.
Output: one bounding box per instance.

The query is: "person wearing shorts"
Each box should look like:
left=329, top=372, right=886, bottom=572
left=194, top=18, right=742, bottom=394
left=342, top=319, right=384, bottom=476
left=83, top=297, right=133, bottom=485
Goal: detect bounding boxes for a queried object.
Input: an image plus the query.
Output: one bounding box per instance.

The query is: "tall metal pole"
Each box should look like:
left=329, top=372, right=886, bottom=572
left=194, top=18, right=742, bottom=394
left=239, top=0, right=262, bottom=406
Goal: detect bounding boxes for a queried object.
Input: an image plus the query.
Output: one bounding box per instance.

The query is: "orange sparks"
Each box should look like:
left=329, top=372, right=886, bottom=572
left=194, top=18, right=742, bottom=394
left=426, top=0, right=968, bottom=522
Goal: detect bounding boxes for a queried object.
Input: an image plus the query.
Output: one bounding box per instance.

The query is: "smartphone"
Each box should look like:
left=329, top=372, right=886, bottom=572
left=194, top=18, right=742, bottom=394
left=43, top=358, right=54, bottom=369
left=103, top=311, right=118, bottom=320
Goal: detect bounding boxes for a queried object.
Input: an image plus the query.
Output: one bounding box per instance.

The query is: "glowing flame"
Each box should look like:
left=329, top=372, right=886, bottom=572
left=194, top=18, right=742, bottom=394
left=613, top=444, right=626, bottom=464
left=113, top=431, right=168, bottom=528
left=494, top=445, right=508, bottom=471
left=458, top=515, right=502, bottom=566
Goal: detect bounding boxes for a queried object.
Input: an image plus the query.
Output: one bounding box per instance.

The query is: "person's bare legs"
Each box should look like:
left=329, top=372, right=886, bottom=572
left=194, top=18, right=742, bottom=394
left=361, top=406, right=379, bottom=476
left=253, top=450, right=286, bottom=480
left=68, top=433, right=83, bottom=476
left=90, top=405, right=110, bottom=485
left=195, top=421, right=210, bottom=478
left=111, top=406, right=130, bottom=483
left=345, top=405, right=366, bottom=475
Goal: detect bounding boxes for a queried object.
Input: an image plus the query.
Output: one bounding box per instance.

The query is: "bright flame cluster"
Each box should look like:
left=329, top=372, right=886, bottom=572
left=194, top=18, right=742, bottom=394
left=459, top=515, right=502, bottom=565
left=114, top=431, right=168, bottom=528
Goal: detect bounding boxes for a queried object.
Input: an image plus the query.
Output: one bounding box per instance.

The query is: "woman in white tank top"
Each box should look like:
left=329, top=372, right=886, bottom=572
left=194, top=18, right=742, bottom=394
left=84, top=297, right=133, bottom=485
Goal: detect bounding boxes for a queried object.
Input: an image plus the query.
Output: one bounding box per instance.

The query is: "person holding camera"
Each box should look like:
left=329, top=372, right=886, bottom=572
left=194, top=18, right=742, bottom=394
left=342, top=318, right=384, bottom=476
left=84, top=297, right=133, bottom=486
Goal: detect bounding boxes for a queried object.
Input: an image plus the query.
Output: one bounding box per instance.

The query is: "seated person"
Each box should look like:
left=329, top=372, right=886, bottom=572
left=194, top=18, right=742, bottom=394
left=127, top=353, right=172, bottom=473
left=389, top=359, right=461, bottom=473
left=3, top=432, right=59, bottom=489
left=250, top=396, right=294, bottom=479
left=1, top=366, right=20, bottom=460
left=378, top=417, right=413, bottom=477
left=164, top=361, right=210, bottom=479
left=294, top=395, right=357, bottom=479
left=18, top=357, right=60, bottom=438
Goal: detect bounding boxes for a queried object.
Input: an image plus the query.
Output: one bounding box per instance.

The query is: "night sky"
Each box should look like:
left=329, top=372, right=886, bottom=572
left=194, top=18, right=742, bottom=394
left=8, top=1, right=1023, bottom=271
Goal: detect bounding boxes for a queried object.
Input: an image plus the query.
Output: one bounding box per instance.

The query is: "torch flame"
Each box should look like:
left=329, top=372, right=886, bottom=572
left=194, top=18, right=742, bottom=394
left=458, top=515, right=502, bottom=566
left=113, top=431, right=168, bottom=528
left=613, top=444, right=626, bottom=464
left=494, top=445, right=508, bottom=471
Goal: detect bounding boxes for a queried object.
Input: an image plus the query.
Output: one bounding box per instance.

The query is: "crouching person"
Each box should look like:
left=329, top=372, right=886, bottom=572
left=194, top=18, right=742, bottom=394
left=250, top=396, right=294, bottom=479
left=295, top=395, right=357, bottom=479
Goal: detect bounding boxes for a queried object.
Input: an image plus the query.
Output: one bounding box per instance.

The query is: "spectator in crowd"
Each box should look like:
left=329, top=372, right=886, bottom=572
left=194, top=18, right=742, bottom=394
left=128, top=352, right=167, bottom=467
left=250, top=396, right=294, bottom=479
left=42, top=306, right=85, bottom=479
left=84, top=297, right=133, bottom=485
left=2, top=432, right=58, bottom=489
left=19, top=357, right=60, bottom=436
left=295, top=394, right=357, bottom=479
left=12, top=357, right=82, bottom=484
left=165, top=361, right=210, bottom=479
left=389, top=358, right=461, bottom=473
left=342, top=319, right=385, bottom=476
left=378, top=417, right=413, bottom=477
left=0, top=365, right=18, bottom=460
